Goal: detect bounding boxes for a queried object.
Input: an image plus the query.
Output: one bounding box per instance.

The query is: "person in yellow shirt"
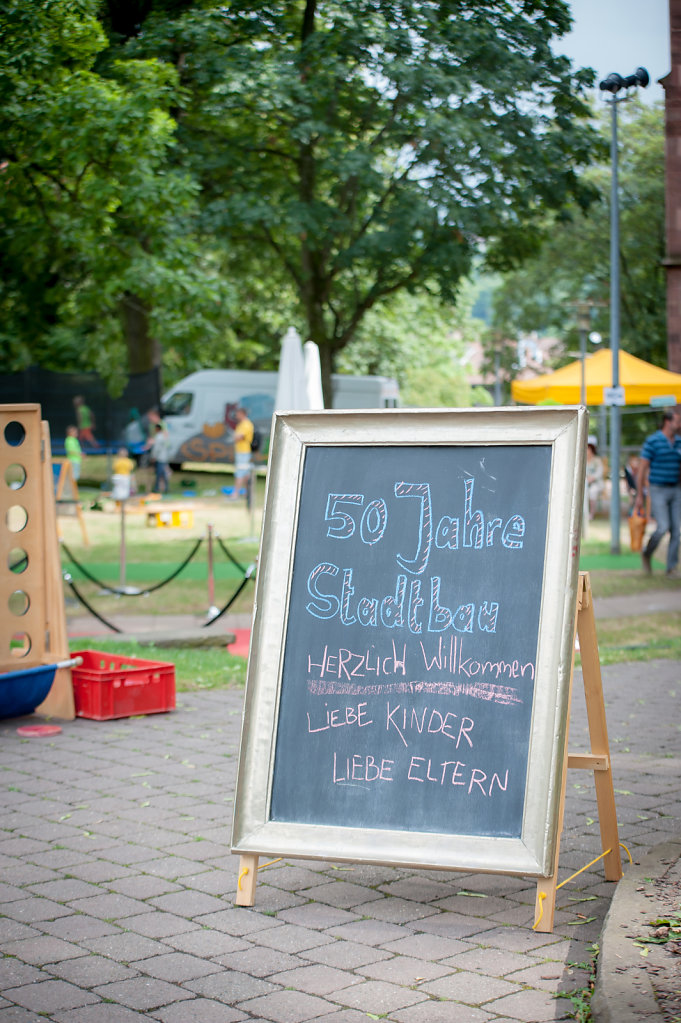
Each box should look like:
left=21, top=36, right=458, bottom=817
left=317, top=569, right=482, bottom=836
left=111, top=447, right=136, bottom=502
left=231, top=407, right=253, bottom=501
left=113, top=447, right=135, bottom=476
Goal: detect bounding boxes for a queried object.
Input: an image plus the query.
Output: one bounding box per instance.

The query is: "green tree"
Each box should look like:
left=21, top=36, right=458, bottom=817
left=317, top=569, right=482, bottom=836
left=491, top=99, right=665, bottom=368
left=338, top=283, right=491, bottom=407
left=107, top=0, right=598, bottom=403
left=0, top=0, right=232, bottom=389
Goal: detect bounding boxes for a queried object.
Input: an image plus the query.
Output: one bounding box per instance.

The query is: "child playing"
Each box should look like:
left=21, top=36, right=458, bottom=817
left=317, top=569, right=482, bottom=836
left=64, top=425, right=83, bottom=481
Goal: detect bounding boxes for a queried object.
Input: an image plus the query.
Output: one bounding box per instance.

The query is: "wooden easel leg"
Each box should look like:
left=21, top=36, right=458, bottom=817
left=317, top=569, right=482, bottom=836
left=235, top=854, right=259, bottom=906
left=533, top=571, right=585, bottom=933
left=535, top=873, right=558, bottom=933
left=576, top=573, right=622, bottom=881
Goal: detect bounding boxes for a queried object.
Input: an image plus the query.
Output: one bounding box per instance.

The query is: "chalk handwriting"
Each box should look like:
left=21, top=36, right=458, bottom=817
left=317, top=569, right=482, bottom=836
left=320, top=476, right=526, bottom=576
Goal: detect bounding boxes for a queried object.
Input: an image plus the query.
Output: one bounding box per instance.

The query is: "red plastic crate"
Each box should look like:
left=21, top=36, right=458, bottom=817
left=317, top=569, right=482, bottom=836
left=70, top=650, right=175, bottom=720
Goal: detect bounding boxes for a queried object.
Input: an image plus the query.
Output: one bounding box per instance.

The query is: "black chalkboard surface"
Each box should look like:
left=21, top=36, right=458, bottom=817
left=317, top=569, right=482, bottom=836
left=271, top=444, right=550, bottom=838
left=233, top=408, right=587, bottom=878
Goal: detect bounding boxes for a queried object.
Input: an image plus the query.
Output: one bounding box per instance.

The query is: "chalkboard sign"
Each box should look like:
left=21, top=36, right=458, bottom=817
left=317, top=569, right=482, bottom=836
left=233, top=408, right=587, bottom=878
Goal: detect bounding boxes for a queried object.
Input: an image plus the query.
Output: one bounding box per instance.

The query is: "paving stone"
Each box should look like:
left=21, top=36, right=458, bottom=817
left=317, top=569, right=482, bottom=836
left=392, top=1000, right=494, bottom=1023
left=26, top=878, right=104, bottom=901
left=326, top=979, right=426, bottom=1014
left=252, top=886, right=308, bottom=913
left=0, top=921, right=41, bottom=942
left=216, top=947, right=303, bottom=977
left=439, top=945, right=531, bottom=976
left=0, top=883, right=30, bottom=904
left=432, top=892, right=510, bottom=916
left=3, top=980, right=99, bottom=1013
left=483, top=986, right=566, bottom=1022
left=0, top=838, right=49, bottom=857
left=276, top=903, right=360, bottom=930
left=420, top=969, right=521, bottom=1005
left=411, top=912, right=499, bottom=940
left=299, top=882, right=384, bottom=909
left=1, top=898, right=74, bottom=924
left=327, top=919, right=408, bottom=946
left=255, top=924, right=335, bottom=953
left=38, top=916, right=119, bottom=942
left=187, top=907, right=284, bottom=937
left=378, top=877, right=454, bottom=902
left=120, top=912, right=199, bottom=938
left=0, top=863, right=58, bottom=885
left=269, top=964, right=363, bottom=996
left=0, top=960, right=47, bottom=989
left=67, top=893, right=156, bottom=920
left=236, top=989, right=337, bottom=1023
left=107, top=876, right=181, bottom=900
left=358, top=955, right=451, bottom=985
left=134, top=952, right=222, bottom=982
left=171, top=869, right=234, bottom=896
left=470, top=924, right=564, bottom=954
left=508, top=961, right=588, bottom=992
left=46, top=955, right=139, bottom=987
left=299, top=940, right=391, bottom=970
left=2, top=936, right=88, bottom=966
left=184, top=969, right=277, bottom=1002
left=0, top=1007, right=52, bottom=1022
left=363, top=897, right=439, bottom=924
left=255, top=865, right=328, bottom=891
left=51, top=1005, right=150, bottom=1022
left=152, top=1000, right=248, bottom=1022
left=92, top=978, right=194, bottom=1012
left=149, top=890, right=229, bottom=917
left=309, top=1011, right=377, bottom=1023
left=381, top=932, right=471, bottom=960
left=64, top=862, right=136, bottom=884
left=84, top=933, right=173, bottom=963
left=162, top=930, right=249, bottom=958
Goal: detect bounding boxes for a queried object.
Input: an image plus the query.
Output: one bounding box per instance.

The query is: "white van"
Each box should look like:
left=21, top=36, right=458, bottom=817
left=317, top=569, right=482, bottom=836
left=157, top=369, right=399, bottom=468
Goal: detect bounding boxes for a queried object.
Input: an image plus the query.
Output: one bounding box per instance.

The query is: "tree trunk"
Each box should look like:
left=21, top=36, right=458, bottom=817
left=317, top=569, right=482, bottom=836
left=120, top=293, right=161, bottom=376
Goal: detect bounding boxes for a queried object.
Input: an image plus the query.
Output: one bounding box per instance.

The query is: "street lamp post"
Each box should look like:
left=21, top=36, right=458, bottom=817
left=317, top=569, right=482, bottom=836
left=599, top=67, right=649, bottom=554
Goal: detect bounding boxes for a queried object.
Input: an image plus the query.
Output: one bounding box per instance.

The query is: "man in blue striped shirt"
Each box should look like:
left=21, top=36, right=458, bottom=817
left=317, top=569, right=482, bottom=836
left=634, top=408, right=681, bottom=576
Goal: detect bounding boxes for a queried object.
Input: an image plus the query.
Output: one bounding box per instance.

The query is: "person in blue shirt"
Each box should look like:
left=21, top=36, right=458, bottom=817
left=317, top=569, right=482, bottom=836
left=634, top=408, right=681, bottom=576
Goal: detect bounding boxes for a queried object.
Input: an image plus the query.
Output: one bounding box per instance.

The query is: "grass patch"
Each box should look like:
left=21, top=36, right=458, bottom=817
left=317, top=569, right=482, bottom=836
left=80, top=638, right=248, bottom=691
left=580, top=612, right=681, bottom=666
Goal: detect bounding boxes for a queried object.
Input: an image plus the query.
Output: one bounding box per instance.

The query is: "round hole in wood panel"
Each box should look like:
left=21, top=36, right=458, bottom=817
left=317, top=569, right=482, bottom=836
left=10, top=632, right=32, bottom=658
left=4, top=421, right=26, bottom=447
left=6, top=505, right=28, bottom=532
left=4, top=464, right=27, bottom=490
left=8, top=590, right=30, bottom=616
left=8, top=548, right=28, bottom=574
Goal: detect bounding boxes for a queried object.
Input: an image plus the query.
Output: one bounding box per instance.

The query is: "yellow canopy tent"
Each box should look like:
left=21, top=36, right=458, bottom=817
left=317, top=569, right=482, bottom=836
left=511, top=348, right=681, bottom=406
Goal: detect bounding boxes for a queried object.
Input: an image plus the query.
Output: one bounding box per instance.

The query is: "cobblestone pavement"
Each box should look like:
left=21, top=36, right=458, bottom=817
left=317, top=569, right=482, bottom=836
left=1, top=658, right=680, bottom=1022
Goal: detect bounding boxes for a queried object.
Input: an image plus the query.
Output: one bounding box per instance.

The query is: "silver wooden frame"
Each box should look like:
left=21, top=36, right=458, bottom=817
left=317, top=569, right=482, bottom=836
left=232, top=406, right=587, bottom=878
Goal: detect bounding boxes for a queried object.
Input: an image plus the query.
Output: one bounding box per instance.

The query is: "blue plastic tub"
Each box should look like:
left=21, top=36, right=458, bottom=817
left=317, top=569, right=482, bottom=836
left=0, top=663, right=57, bottom=719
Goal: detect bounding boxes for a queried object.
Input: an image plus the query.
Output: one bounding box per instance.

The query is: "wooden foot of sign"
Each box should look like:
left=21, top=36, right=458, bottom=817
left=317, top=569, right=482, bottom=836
left=235, top=572, right=622, bottom=929
left=235, top=854, right=259, bottom=906
left=533, top=571, right=622, bottom=932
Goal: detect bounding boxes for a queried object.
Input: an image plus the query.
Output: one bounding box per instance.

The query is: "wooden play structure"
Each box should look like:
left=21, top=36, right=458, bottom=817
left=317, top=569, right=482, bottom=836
left=53, top=457, right=89, bottom=545
left=0, top=404, right=75, bottom=719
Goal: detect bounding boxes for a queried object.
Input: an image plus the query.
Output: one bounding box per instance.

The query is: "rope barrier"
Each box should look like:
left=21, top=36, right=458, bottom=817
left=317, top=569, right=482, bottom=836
left=64, top=574, right=122, bottom=633
left=216, top=535, right=247, bottom=575
left=202, top=563, right=256, bottom=627
left=61, top=538, right=204, bottom=596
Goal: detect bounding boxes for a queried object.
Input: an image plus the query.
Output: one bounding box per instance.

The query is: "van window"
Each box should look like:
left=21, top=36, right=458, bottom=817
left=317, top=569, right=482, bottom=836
left=162, top=392, right=193, bottom=416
